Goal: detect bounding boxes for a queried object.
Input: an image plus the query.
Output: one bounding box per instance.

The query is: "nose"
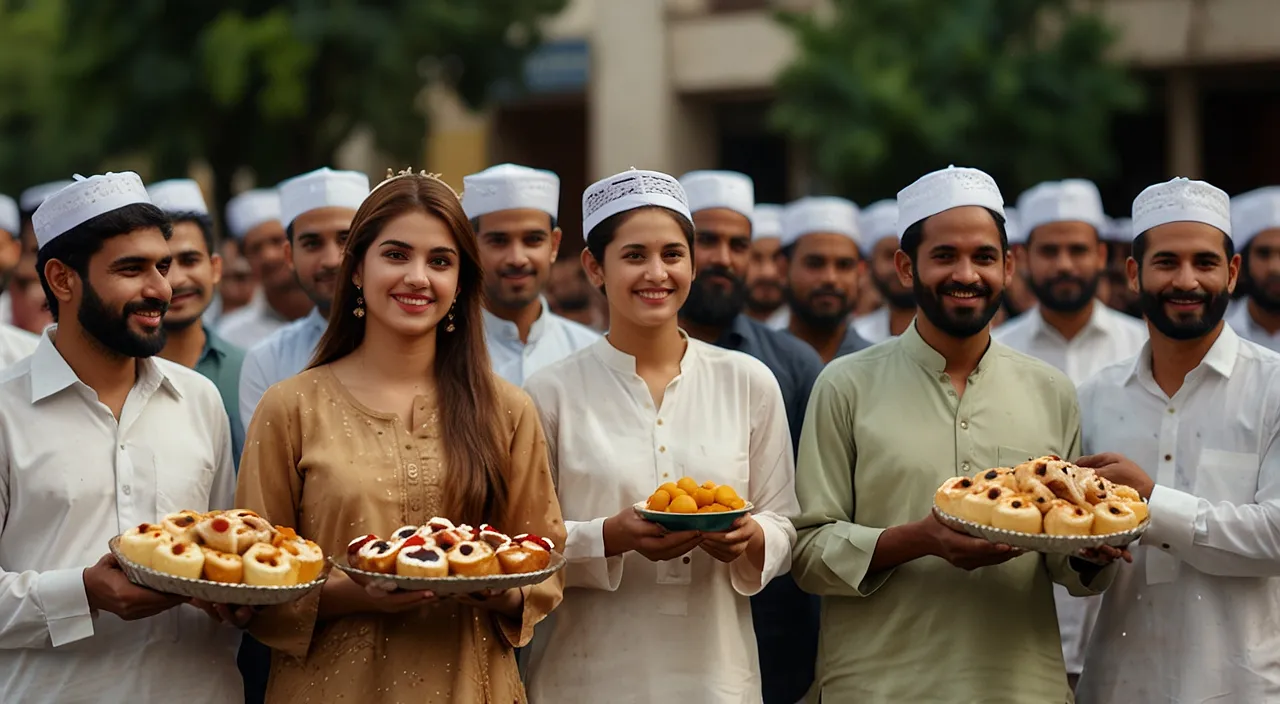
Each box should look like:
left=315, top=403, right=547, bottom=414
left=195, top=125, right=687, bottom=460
left=645, top=255, right=669, bottom=282
left=320, top=239, right=343, bottom=269
left=951, top=257, right=981, bottom=285
left=1172, top=262, right=1200, bottom=291
left=699, top=239, right=732, bottom=270
left=403, top=258, right=431, bottom=288
left=509, top=242, right=532, bottom=269
left=146, top=266, right=173, bottom=302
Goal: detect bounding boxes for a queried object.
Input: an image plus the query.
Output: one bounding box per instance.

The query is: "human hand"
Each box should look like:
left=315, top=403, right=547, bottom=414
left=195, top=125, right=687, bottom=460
left=603, top=507, right=703, bottom=562
left=189, top=599, right=256, bottom=628
left=82, top=554, right=186, bottom=620
left=699, top=515, right=762, bottom=565
left=1076, top=452, right=1155, bottom=500
left=921, top=514, right=1024, bottom=571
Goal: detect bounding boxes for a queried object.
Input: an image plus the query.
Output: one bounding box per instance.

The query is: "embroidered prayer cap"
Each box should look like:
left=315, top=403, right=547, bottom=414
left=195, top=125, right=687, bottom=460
left=859, top=199, right=900, bottom=243
left=752, top=204, right=783, bottom=240
left=32, top=172, right=151, bottom=250
left=20, top=180, right=75, bottom=214
left=225, top=189, right=282, bottom=240
left=1131, top=177, right=1231, bottom=239
left=781, top=196, right=860, bottom=248
left=1230, top=186, right=1280, bottom=249
left=1017, top=179, right=1106, bottom=238
left=679, top=170, right=755, bottom=221
left=146, top=179, right=208, bottom=216
left=462, top=163, right=560, bottom=220
left=896, top=165, right=1004, bottom=237
left=0, top=194, right=17, bottom=235
left=278, top=167, right=370, bottom=227
left=1004, top=206, right=1025, bottom=245
left=582, top=168, right=691, bottom=242
left=1101, top=216, right=1132, bottom=243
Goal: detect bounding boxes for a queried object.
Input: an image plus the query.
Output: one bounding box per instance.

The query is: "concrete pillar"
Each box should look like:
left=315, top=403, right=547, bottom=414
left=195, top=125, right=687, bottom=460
left=1166, top=69, right=1202, bottom=179
left=590, top=0, right=674, bottom=178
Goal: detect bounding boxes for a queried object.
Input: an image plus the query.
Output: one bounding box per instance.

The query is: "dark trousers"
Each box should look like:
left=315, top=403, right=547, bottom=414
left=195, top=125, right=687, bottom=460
left=751, top=573, right=819, bottom=704
left=238, top=633, right=272, bottom=704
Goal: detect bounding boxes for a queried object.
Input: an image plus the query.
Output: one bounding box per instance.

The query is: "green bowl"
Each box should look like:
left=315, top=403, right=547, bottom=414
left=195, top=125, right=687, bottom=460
left=633, top=501, right=754, bottom=533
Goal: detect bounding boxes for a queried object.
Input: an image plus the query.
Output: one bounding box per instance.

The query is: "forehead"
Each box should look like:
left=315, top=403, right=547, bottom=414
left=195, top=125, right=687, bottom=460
left=476, top=208, right=553, bottom=235
left=293, top=206, right=356, bottom=235
left=242, top=221, right=286, bottom=246
left=1141, top=221, right=1228, bottom=258
left=751, top=237, right=780, bottom=254
left=609, top=208, right=688, bottom=250
left=94, top=227, right=171, bottom=263
left=1250, top=228, right=1280, bottom=250
left=376, top=209, right=457, bottom=248
left=1028, top=220, right=1098, bottom=247
left=169, top=221, right=209, bottom=254
left=691, top=208, right=751, bottom=235
left=794, top=232, right=860, bottom=258
left=920, top=205, right=1003, bottom=251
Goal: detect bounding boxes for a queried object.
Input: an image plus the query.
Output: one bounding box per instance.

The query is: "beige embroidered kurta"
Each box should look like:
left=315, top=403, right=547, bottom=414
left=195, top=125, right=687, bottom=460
left=235, top=366, right=566, bottom=704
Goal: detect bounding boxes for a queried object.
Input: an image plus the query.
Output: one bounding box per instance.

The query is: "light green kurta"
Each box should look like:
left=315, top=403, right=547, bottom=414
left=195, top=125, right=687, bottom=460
left=792, top=323, right=1115, bottom=704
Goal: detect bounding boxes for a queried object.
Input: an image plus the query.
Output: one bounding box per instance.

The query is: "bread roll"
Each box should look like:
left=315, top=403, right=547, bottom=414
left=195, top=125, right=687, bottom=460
left=1092, top=500, right=1140, bottom=534
left=201, top=546, right=244, bottom=584
left=446, top=541, right=500, bottom=577
left=276, top=535, right=325, bottom=584
left=119, top=523, right=171, bottom=569
left=397, top=545, right=449, bottom=577
left=346, top=534, right=378, bottom=570
left=1044, top=499, right=1094, bottom=536
left=957, top=485, right=1008, bottom=526
left=990, top=494, right=1043, bottom=534
left=152, top=540, right=204, bottom=580
left=390, top=525, right=421, bottom=543
left=161, top=511, right=202, bottom=542
left=1127, top=499, right=1149, bottom=523
left=196, top=515, right=245, bottom=554
left=935, top=476, right=977, bottom=515
left=356, top=538, right=402, bottom=574
left=1108, top=482, right=1143, bottom=503
left=973, top=467, right=1019, bottom=492
left=243, top=543, right=295, bottom=586
left=477, top=524, right=512, bottom=549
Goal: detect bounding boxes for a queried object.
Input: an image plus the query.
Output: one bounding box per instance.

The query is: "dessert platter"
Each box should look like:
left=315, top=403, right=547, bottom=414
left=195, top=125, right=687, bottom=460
left=932, top=456, right=1149, bottom=554
left=635, top=477, right=752, bottom=532
left=333, top=517, right=565, bottom=594
left=110, top=509, right=329, bottom=605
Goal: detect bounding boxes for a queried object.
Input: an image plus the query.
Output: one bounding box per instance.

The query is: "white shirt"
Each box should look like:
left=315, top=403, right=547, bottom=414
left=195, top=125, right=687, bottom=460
left=993, top=300, right=1147, bottom=674
left=765, top=306, right=789, bottom=331
left=852, top=307, right=892, bottom=344
left=1077, top=325, right=1280, bottom=702
left=0, top=324, right=38, bottom=368
left=0, top=330, right=241, bottom=704
left=0, top=290, right=11, bottom=326
left=1226, top=300, right=1280, bottom=353
left=238, top=307, right=327, bottom=433
left=215, top=292, right=290, bottom=350
left=523, top=336, right=799, bottom=703
left=482, top=298, right=599, bottom=386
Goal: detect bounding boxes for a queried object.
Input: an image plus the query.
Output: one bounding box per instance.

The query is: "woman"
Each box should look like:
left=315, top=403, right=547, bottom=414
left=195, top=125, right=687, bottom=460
left=236, top=169, right=565, bottom=703
left=522, top=169, right=799, bottom=702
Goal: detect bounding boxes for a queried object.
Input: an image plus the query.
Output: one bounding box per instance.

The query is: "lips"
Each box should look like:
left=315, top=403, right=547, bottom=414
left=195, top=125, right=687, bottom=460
left=635, top=289, right=672, bottom=301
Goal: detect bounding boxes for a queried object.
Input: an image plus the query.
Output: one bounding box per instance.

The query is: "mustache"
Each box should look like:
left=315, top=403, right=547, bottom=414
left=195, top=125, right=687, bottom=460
left=937, top=281, right=993, bottom=298
left=170, top=285, right=204, bottom=299
left=1158, top=288, right=1210, bottom=304
left=699, top=265, right=742, bottom=284
left=806, top=286, right=847, bottom=303
left=1041, top=274, right=1089, bottom=287
left=312, top=268, right=339, bottom=284
left=499, top=265, right=536, bottom=277
left=125, top=297, right=169, bottom=317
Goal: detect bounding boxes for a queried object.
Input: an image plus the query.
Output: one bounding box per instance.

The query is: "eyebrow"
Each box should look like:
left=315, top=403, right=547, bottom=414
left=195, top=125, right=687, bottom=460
left=483, top=229, right=550, bottom=238
left=1153, top=250, right=1222, bottom=259
left=620, top=241, right=688, bottom=251
left=111, top=254, right=171, bottom=269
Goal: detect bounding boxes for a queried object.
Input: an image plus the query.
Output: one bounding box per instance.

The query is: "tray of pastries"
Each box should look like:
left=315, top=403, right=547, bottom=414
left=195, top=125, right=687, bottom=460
left=932, top=456, right=1149, bottom=554
left=635, top=477, right=753, bottom=532
left=109, top=509, right=329, bottom=605
left=333, top=517, right=565, bottom=594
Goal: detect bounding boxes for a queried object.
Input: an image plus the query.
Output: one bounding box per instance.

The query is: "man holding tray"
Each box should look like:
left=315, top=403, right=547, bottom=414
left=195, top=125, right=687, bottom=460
left=792, top=165, right=1121, bottom=703
left=1075, top=178, right=1280, bottom=702
left=0, top=173, right=242, bottom=703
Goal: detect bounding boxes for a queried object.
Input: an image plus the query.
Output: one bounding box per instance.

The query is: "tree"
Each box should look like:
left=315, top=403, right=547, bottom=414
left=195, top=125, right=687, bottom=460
left=0, top=0, right=566, bottom=213
left=770, top=0, right=1143, bottom=203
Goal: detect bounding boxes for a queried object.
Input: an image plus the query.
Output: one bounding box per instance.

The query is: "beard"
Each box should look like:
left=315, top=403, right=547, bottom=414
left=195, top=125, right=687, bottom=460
left=913, top=276, right=1003, bottom=339
left=872, top=272, right=915, bottom=309
left=79, top=281, right=168, bottom=358
left=787, top=286, right=852, bottom=331
left=161, top=285, right=206, bottom=332
left=1029, top=272, right=1100, bottom=313
left=486, top=264, right=543, bottom=311
left=1139, top=283, right=1230, bottom=341
left=681, top=265, right=746, bottom=328
left=1250, top=275, right=1280, bottom=313
left=745, top=279, right=785, bottom=314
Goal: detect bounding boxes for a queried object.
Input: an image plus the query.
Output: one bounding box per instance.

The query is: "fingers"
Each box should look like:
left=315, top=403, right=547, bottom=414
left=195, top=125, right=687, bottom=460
left=1075, top=453, right=1120, bottom=469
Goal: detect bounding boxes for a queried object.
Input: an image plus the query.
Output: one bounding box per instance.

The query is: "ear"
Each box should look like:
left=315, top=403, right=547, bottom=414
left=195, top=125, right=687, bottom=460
left=352, top=264, right=363, bottom=290
left=209, top=253, right=224, bottom=287
left=1227, top=252, right=1242, bottom=295
left=549, top=227, right=563, bottom=264
left=1126, top=256, right=1140, bottom=294
left=1003, top=247, right=1015, bottom=287
left=283, top=239, right=295, bottom=269
left=43, top=258, right=78, bottom=309
left=581, top=247, right=605, bottom=289
left=894, top=249, right=914, bottom=289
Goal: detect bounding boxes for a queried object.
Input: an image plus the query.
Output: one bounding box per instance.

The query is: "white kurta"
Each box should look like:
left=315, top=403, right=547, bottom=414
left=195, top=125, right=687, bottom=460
left=994, top=300, right=1148, bottom=675
left=1226, top=300, right=1280, bottom=353
left=482, top=298, right=599, bottom=386
left=523, top=335, right=799, bottom=703
left=237, top=306, right=326, bottom=433
left=0, top=330, right=242, bottom=704
left=765, top=306, right=789, bottom=331
left=0, top=323, right=38, bottom=368
left=1077, top=326, right=1280, bottom=702
left=852, top=306, right=892, bottom=344
left=215, top=292, right=291, bottom=350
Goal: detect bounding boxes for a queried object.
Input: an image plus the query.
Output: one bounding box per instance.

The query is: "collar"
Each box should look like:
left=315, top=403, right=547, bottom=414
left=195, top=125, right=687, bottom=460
left=198, top=325, right=233, bottom=365
left=1125, top=323, right=1240, bottom=386
left=305, top=306, right=328, bottom=332
left=715, top=314, right=756, bottom=351
left=482, top=297, right=550, bottom=344
left=900, top=320, right=997, bottom=377
left=592, top=328, right=697, bottom=376
left=30, top=326, right=181, bottom=404
left=1028, top=300, right=1113, bottom=342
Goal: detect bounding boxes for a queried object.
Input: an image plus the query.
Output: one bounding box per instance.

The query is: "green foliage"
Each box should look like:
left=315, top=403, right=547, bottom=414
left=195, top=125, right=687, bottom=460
left=0, top=0, right=566, bottom=208
left=771, top=0, right=1143, bottom=202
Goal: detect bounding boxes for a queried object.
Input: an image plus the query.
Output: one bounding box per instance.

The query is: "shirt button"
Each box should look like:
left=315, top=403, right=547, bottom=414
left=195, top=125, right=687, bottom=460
left=682, top=556, right=691, bottom=564
left=961, top=462, right=970, bottom=471
left=1167, top=407, right=1176, bottom=414
left=1162, top=543, right=1171, bottom=550
left=657, top=418, right=664, bottom=426
left=662, top=473, right=669, bottom=479
left=1164, top=454, right=1172, bottom=462
left=659, top=446, right=666, bottom=453
left=122, top=485, right=131, bottom=495
left=960, top=420, right=969, bottom=430
left=118, top=444, right=125, bottom=450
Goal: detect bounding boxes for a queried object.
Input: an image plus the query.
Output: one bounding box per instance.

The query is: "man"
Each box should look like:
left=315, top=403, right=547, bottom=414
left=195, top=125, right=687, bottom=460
left=1075, top=177, right=1280, bottom=702
left=792, top=166, right=1118, bottom=703
left=780, top=196, right=872, bottom=362
left=990, top=178, right=1147, bottom=686
left=216, top=188, right=311, bottom=348
left=217, top=238, right=256, bottom=319
left=546, top=258, right=606, bottom=330
left=677, top=169, right=824, bottom=704
left=745, top=203, right=788, bottom=325
left=0, top=172, right=242, bottom=703
left=0, top=194, right=37, bottom=365
left=5, top=182, right=70, bottom=333
left=1001, top=204, right=1039, bottom=322
left=853, top=199, right=915, bottom=343
left=461, top=163, right=598, bottom=385
left=147, top=179, right=247, bottom=465
left=1226, top=186, right=1280, bottom=351
left=237, top=167, right=368, bottom=431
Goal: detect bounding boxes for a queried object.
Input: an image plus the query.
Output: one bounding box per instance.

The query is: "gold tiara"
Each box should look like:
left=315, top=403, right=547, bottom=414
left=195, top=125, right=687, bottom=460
left=371, top=166, right=461, bottom=200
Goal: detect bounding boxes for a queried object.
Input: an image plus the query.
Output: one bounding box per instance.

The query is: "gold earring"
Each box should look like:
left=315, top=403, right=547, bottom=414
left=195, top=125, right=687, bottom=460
left=446, top=301, right=456, bottom=333
left=353, top=288, right=365, bottom=318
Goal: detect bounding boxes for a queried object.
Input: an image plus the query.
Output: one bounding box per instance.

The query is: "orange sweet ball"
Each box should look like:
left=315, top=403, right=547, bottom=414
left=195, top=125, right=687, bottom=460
left=668, top=495, right=698, bottom=514
left=676, top=477, right=700, bottom=494
left=692, top=488, right=715, bottom=508
left=713, top=485, right=739, bottom=506
left=647, top=490, right=672, bottom=511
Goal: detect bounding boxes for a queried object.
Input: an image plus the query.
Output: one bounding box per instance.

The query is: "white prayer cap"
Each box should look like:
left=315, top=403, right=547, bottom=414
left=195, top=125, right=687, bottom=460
left=1005, top=206, right=1025, bottom=245
left=1017, top=179, right=1106, bottom=237
left=20, top=180, right=75, bottom=213
left=582, top=168, right=691, bottom=242
left=1131, top=177, right=1231, bottom=239
left=896, top=165, right=1004, bottom=237
left=278, top=167, right=370, bottom=227
left=0, top=194, right=18, bottom=235
left=1102, top=216, right=1132, bottom=242
left=752, top=204, right=783, bottom=240
left=32, top=172, right=151, bottom=250
left=679, top=170, right=754, bottom=220
left=226, top=189, right=281, bottom=239
left=859, top=199, right=899, bottom=243
left=462, top=163, right=560, bottom=220
left=1231, top=186, right=1280, bottom=248
left=781, top=196, right=860, bottom=248
left=146, top=179, right=209, bottom=216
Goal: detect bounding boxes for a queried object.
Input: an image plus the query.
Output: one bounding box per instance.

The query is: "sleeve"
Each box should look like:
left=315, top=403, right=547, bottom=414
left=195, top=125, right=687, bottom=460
left=790, top=370, right=891, bottom=597
left=1139, top=428, right=1280, bottom=577
left=0, top=420, right=94, bottom=649
left=235, top=384, right=316, bottom=659
left=237, top=346, right=271, bottom=438
left=492, top=390, right=567, bottom=648
left=525, top=374, right=625, bottom=592
left=730, top=363, right=798, bottom=596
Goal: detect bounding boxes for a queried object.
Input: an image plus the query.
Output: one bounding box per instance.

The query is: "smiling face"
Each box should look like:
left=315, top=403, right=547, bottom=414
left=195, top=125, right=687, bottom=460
left=474, top=208, right=559, bottom=313
left=1025, top=221, right=1106, bottom=313
left=163, top=220, right=221, bottom=331
left=1246, top=229, right=1280, bottom=312
left=745, top=236, right=785, bottom=313
left=583, top=208, right=694, bottom=331
left=681, top=207, right=751, bottom=327
left=354, top=210, right=460, bottom=340
left=786, top=232, right=862, bottom=330
left=898, top=206, right=1010, bottom=340
left=1130, top=221, right=1237, bottom=341
left=870, top=234, right=913, bottom=309
left=287, top=206, right=353, bottom=315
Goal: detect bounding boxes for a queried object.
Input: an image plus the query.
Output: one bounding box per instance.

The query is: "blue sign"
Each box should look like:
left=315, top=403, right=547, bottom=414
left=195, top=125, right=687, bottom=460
left=523, top=38, right=589, bottom=94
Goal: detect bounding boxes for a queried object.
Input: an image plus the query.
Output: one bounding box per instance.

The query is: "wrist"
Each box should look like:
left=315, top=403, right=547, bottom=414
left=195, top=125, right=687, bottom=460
left=602, top=514, right=627, bottom=558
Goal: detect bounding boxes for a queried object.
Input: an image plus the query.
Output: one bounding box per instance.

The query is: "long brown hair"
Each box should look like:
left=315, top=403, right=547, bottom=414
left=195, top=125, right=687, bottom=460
left=308, top=174, right=507, bottom=526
